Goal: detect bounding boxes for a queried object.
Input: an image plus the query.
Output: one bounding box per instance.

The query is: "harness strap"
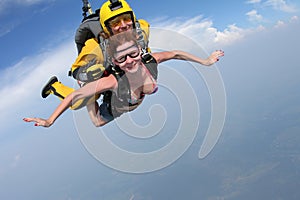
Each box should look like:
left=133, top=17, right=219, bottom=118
left=142, top=53, right=158, bottom=80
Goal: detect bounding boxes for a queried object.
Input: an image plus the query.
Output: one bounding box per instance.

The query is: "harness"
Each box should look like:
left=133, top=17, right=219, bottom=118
left=103, top=53, right=158, bottom=118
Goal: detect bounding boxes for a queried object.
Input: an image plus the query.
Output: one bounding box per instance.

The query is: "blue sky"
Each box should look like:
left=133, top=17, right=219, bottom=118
left=1, top=0, right=300, bottom=199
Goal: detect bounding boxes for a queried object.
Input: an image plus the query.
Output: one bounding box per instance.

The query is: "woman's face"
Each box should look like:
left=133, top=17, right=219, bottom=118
left=113, top=41, right=141, bottom=73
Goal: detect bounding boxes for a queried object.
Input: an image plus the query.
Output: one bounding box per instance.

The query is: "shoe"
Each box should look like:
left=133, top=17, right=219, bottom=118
left=41, top=76, right=58, bottom=98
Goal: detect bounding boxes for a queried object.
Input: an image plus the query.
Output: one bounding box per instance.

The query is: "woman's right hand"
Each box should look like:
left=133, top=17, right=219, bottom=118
left=23, top=117, right=53, bottom=128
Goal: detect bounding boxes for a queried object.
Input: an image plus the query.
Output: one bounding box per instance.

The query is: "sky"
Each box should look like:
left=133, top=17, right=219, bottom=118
left=1, top=0, right=300, bottom=199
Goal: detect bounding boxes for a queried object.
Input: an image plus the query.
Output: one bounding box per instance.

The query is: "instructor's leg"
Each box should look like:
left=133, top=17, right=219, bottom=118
left=41, top=76, right=74, bottom=100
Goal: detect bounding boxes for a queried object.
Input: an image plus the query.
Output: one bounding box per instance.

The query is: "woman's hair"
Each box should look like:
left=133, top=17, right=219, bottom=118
left=107, top=30, right=139, bottom=57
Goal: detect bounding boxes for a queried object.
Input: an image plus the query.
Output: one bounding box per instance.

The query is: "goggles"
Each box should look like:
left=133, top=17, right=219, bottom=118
left=114, top=47, right=140, bottom=64
left=108, top=13, right=133, bottom=28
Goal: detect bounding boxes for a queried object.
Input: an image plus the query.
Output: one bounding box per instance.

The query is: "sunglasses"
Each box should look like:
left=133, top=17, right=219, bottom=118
left=114, top=48, right=140, bottom=64
left=108, top=13, right=133, bottom=28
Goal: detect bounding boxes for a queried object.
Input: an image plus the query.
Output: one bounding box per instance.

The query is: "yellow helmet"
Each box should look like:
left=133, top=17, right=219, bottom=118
left=100, top=0, right=136, bottom=35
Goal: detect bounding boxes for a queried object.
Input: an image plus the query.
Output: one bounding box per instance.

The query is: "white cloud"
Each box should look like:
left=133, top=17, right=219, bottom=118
left=214, top=24, right=248, bottom=45
left=274, top=15, right=299, bottom=28
left=290, top=15, right=299, bottom=22
left=246, top=0, right=262, bottom=4
left=151, top=16, right=263, bottom=50
left=264, top=0, right=298, bottom=12
left=274, top=20, right=285, bottom=28
left=274, top=16, right=299, bottom=28
left=246, top=9, right=264, bottom=23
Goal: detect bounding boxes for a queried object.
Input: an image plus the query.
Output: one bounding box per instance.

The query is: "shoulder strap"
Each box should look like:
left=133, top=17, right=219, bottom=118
left=112, top=69, right=131, bottom=102
left=103, top=65, right=131, bottom=102
left=102, top=67, right=131, bottom=117
left=141, top=53, right=158, bottom=80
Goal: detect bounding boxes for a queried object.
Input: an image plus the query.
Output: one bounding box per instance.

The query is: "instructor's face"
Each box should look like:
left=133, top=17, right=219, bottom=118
left=108, top=13, right=133, bottom=35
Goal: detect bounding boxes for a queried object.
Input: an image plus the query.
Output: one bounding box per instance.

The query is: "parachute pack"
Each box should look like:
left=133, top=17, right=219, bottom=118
left=75, top=8, right=102, bottom=54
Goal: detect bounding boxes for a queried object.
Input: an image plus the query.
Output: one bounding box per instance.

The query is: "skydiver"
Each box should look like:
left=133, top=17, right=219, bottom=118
left=24, top=30, right=224, bottom=127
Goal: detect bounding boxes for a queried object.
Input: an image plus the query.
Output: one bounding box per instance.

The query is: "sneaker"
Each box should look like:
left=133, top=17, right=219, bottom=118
left=41, top=76, right=58, bottom=98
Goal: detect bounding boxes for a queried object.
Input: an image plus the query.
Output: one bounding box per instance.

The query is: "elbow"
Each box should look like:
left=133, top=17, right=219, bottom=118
left=90, top=116, right=107, bottom=127
left=172, top=50, right=181, bottom=59
left=92, top=121, right=106, bottom=127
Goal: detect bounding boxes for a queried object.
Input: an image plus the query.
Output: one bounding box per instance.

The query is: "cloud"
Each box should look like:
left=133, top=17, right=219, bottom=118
left=246, top=0, right=298, bottom=12
left=151, top=16, right=265, bottom=50
left=246, top=0, right=262, bottom=4
left=264, top=0, right=298, bottom=12
left=246, top=9, right=264, bottom=23
left=214, top=24, right=251, bottom=45
left=274, top=20, right=285, bottom=28
left=273, top=15, right=299, bottom=28
left=290, top=15, right=299, bottom=21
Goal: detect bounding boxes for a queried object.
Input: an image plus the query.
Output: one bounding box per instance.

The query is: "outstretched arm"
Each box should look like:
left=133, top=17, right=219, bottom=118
left=152, top=50, right=224, bottom=66
left=23, top=75, right=117, bottom=127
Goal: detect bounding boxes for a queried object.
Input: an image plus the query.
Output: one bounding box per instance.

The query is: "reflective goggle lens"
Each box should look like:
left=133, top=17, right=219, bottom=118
left=108, top=14, right=133, bottom=28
